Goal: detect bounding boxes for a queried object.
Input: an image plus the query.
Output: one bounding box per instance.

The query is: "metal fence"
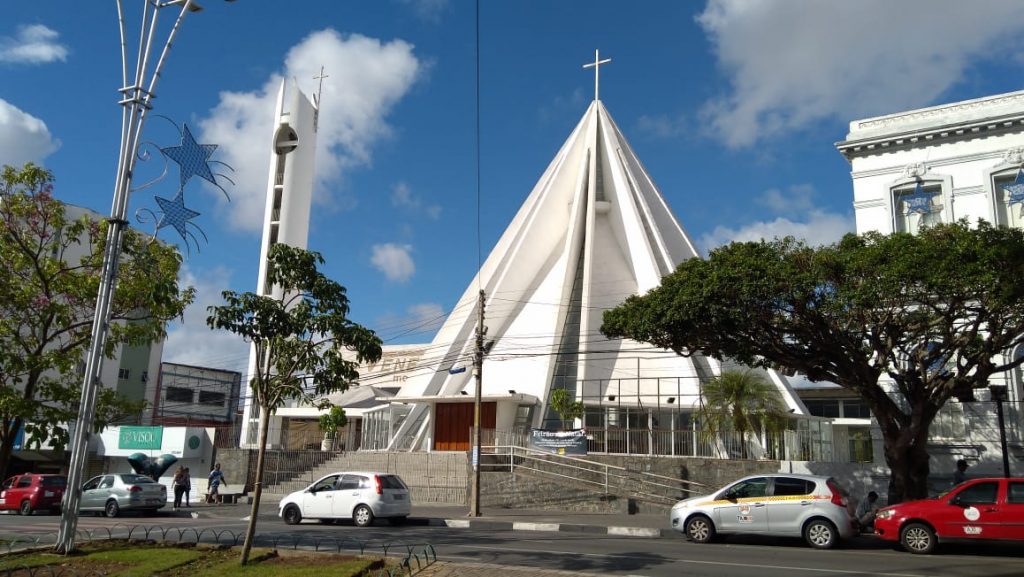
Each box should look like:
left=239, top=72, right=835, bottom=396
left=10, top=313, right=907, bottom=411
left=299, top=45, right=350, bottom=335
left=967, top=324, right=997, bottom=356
left=579, top=427, right=835, bottom=461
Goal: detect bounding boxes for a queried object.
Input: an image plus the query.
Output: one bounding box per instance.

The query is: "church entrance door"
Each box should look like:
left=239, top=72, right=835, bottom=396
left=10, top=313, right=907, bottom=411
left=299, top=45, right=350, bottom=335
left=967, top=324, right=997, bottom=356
left=433, top=402, right=496, bottom=451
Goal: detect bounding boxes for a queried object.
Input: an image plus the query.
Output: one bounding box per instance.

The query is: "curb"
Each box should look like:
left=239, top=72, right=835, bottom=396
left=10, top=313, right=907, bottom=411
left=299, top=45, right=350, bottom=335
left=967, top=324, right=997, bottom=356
left=428, top=517, right=669, bottom=538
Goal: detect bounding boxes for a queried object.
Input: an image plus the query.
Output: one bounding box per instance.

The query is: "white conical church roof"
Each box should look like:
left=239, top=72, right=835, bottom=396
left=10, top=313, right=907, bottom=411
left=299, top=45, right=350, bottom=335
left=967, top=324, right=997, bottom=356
left=387, top=98, right=803, bottom=448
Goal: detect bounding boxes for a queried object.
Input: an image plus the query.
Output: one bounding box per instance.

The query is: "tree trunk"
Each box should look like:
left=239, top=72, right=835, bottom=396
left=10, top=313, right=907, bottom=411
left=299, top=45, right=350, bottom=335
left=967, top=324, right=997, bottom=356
left=883, top=431, right=932, bottom=504
left=239, top=407, right=270, bottom=565
left=0, top=418, right=21, bottom=481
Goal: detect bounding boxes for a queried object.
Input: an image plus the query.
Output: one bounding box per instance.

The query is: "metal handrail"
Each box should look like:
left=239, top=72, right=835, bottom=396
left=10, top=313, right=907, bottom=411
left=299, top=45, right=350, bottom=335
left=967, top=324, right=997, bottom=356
left=485, top=444, right=701, bottom=502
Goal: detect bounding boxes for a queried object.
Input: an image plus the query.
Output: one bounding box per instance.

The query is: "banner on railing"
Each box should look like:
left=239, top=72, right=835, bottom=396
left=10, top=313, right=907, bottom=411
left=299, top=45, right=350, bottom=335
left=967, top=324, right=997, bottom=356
left=529, top=429, right=587, bottom=456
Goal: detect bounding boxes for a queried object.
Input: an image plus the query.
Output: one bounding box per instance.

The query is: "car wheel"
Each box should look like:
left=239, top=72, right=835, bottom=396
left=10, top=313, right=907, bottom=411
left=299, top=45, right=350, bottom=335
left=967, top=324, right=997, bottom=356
left=389, top=515, right=408, bottom=526
left=104, top=500, right=120, bottom=518
left=282, top=505, right=302, bottom=525
left=900, top=522, right=936, bottom=554
left=353, top=504, right=374, bottom=527
left=19, top=500, right=33, bottom=516
left=804, top=519, right=838, bottom=549
left=684, top=515, right=716, bottom=543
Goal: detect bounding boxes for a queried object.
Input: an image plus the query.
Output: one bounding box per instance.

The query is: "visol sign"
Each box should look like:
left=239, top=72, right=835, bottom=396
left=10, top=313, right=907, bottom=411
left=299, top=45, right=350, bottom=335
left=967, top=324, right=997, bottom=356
left=118, top=426, right=164, bottom=450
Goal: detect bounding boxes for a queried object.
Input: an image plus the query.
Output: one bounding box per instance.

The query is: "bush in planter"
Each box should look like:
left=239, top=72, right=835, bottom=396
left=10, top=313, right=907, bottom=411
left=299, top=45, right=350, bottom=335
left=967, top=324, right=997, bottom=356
left=319, top=405, right=348, bottom=450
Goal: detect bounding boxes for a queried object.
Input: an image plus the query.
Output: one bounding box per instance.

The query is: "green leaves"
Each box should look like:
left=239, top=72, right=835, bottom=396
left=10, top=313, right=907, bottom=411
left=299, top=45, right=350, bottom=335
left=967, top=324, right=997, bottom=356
left=206, top=243, right=383, bottom=413
left=549, top=388, right=584, bottom=429
left=0, top=163, right=191, bottom=468
left=602, top=221, right=1024, bottom=499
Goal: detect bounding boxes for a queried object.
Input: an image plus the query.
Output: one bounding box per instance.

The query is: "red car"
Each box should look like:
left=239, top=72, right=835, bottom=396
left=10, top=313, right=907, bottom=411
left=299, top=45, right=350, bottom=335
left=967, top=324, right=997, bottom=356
left=874, top=477, right=1024, bottom=553
left=0, top=473, right=67, bottom=515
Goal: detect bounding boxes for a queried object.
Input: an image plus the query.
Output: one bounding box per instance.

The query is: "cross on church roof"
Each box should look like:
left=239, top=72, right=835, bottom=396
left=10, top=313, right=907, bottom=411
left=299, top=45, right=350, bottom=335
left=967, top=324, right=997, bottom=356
left=582, top=49, right=612, bottom=101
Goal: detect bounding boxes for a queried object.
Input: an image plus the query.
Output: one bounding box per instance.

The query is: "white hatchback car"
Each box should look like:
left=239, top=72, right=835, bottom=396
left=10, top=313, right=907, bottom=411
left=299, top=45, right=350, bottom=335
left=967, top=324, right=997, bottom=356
left=279, top=471, right=411, bottom=527
left=670, top=474, right=857, bottom=549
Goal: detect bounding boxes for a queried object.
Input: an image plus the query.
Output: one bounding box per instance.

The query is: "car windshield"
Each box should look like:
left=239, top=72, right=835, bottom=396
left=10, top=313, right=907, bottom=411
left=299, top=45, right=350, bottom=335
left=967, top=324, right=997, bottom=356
left=121, top=475, right=155, bottom=484
left=41, top=477, right=67, bottom=487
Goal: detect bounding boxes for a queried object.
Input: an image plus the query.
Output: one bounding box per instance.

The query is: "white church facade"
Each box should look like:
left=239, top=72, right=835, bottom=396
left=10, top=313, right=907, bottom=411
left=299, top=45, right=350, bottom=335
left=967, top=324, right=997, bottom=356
left=836, top=89, right=1024, bottom=481
left=238, top=64, right=819, bottom=458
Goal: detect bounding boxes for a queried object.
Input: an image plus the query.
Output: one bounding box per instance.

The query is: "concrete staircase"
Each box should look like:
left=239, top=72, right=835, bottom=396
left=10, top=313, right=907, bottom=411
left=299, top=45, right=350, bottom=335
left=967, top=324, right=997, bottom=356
left=261, top=451, right=468, bottom=505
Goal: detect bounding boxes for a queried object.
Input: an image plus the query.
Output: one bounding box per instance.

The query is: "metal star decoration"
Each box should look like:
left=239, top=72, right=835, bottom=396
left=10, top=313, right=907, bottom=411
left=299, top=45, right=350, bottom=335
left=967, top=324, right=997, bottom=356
left=901, top=182, right=939, bottom=215
left=161, top=123, right=218, bottom=189
left=154, top=190, right=201, bottom=241
left=1001, top=169, right=1024, bottom=207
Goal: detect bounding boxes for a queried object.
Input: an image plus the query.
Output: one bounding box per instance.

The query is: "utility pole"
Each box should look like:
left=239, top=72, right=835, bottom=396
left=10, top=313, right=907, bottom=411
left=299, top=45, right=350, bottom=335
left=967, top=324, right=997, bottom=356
left=469, top=289, right=485, bottom=516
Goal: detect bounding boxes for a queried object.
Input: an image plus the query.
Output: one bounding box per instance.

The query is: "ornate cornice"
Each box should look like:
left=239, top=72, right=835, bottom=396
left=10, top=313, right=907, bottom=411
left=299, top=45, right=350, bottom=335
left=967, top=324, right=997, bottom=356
left=855, top=93, right=1024, bottom=131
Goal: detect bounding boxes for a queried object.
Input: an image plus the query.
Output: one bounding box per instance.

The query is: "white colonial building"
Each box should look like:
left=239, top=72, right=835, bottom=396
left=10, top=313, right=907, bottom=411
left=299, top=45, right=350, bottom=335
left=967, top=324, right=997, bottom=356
left=836, top=89, right=1024, bottom=482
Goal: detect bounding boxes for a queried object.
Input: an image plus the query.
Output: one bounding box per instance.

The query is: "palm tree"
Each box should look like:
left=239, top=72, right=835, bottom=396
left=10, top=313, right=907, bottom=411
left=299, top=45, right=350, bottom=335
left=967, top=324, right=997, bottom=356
left=698, top=369, right=787, bottom=458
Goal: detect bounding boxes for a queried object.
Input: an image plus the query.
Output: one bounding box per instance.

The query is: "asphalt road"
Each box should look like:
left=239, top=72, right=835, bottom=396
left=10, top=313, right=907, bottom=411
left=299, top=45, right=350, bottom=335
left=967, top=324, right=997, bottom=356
left=1, top=510, right=1021, bottom=577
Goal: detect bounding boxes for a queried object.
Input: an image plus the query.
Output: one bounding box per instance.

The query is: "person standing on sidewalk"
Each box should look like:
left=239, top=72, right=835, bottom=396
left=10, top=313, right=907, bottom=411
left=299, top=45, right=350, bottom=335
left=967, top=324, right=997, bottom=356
left=207, top=463, right=227, bottom=504
left=172, top=466, right=186, bottom=511
left=183, top=467, right=192, bottom=507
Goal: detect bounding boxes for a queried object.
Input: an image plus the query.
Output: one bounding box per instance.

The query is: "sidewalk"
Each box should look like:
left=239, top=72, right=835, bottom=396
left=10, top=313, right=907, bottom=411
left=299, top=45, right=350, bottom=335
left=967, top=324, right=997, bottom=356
left=177, top=496, right=674, bottom=538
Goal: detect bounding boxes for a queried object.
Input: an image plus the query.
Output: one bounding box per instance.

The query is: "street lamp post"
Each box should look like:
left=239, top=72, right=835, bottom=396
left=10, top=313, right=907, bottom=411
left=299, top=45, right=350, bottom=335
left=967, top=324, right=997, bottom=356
left=55, top=0, right=208, bottom=554
left=989, top=384, right=1011, bottom=478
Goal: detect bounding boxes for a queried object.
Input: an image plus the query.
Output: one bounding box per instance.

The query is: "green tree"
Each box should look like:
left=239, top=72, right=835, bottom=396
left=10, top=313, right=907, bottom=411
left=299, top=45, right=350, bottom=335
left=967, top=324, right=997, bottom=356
left=549, top=388, right=584, bottom=430
left=697, top=369, right=787, bottom=459
left=0, top=163, right=192, bottom=480
left=602, top=222, right=1024, bottom=502
left=318, top=404, right=348, bottom=448
left=207, top=243, right=382, bottom=565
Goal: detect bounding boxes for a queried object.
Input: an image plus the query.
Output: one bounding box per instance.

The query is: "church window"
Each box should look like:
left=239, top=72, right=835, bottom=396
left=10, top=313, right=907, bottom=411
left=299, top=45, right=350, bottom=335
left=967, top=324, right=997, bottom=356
left=893, top=181, right=943, bottom=234
left=993, top=169, right=1024, bottom=229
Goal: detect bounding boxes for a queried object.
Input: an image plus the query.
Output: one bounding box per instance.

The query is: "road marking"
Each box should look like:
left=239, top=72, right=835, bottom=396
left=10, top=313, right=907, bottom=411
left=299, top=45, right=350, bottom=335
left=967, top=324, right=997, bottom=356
left=512, top=522, right=560, bottom=532
left=453, top=544, right=927, bottom=577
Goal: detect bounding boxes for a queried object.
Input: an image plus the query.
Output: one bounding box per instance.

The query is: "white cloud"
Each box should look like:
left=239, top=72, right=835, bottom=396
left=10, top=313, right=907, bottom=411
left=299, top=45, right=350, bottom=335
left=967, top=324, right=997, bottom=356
left=370, top=243, right=415, bottom=282
left=0, top=99, right=59, bottom=166
left=163, top=265, right=251, bottom=376
left=397, top=0, right=450, bottom=23
left=391, top=181, right=441, bottom=219
left=0, top=25, right=68, bottom=64
left=697, top=0, right=1024, bottom=148
left=199, top=29, right=420, bottom=233
left=699, top=184, right=854, bottom=251
left=635, top=113, right=688, bottom=139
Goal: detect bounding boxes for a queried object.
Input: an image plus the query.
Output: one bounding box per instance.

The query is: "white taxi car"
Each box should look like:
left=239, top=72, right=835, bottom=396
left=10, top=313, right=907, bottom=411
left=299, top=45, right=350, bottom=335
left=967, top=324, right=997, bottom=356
left=670, top=473, right=857, bottom=549
left=279, top=471, right=411, bottom=527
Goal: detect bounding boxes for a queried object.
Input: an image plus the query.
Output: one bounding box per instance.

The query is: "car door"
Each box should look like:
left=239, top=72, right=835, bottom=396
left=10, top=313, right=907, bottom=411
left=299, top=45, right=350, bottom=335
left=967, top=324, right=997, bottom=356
left=302, top=474, right=339, bottom=518
left=4, top=476, right=28, bottom=510
left=333, top=474, right=367, bottom=517
left=940, top=480, right=1000, bottom=540
left=714, top=477, right=769, bottom=533
left=0, top=477, right=14, bottom=509
left=1002, top=481, right=1024, bottom=541
left=767, top=477, right=815, bottom=535
left=79, top=476, right=103, bottom=510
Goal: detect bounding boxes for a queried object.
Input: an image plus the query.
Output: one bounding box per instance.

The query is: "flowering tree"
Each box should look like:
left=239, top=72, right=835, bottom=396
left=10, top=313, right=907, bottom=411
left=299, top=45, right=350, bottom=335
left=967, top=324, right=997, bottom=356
left=0, top=163, right=194, bottom=479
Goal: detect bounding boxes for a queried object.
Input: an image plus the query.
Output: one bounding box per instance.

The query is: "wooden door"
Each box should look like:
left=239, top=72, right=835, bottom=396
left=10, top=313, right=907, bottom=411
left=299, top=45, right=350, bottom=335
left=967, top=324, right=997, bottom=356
left=433, top=402, right=496, bottom=451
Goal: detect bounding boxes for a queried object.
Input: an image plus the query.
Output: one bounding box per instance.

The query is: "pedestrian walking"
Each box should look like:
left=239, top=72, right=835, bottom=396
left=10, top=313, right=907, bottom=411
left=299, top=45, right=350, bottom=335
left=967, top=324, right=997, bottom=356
left=183, top=467, right=192, bottom=507
left=171, top=466, right=186, bottom=511
left=207, top=463, right=227, bottom=504
left=953, top=459, right=969, bottom=486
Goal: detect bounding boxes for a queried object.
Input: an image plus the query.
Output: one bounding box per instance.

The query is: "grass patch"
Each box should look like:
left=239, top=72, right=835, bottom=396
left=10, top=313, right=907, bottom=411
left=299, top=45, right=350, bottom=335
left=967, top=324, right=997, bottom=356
left=0, top=541, right=384, bottom=577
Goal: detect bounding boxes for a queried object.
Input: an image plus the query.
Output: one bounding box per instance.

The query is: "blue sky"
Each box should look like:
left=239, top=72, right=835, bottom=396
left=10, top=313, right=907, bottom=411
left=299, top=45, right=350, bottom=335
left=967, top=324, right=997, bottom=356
left=3, top=0, right=1024, bottom=378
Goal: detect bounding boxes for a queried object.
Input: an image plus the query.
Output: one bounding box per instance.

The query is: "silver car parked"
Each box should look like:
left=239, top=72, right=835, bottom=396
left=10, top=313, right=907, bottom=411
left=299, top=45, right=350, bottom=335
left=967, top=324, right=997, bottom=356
left=79, top=473, right=167, bottom=517
left=670, top=474, right=857, bottom=549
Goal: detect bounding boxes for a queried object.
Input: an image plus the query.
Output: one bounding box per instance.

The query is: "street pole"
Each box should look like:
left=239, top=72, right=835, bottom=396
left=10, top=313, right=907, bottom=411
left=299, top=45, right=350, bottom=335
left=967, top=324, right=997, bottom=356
left=990, top=385, right=1011, bottom=478
left=469, top=289, right=485, bottom=517
left=56, top=0, right=204, bottom=554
